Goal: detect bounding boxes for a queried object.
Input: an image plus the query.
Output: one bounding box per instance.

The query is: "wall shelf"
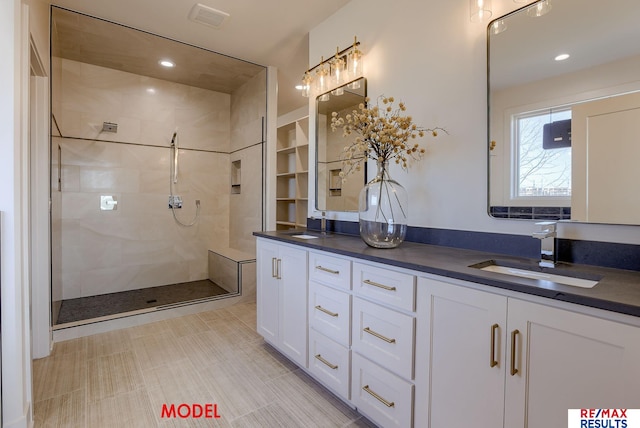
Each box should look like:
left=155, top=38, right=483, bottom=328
left=276, top=113, right=309, bottom=230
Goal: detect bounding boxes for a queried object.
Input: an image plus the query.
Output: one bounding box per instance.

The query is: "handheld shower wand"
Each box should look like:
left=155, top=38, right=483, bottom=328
left=171, top=131, right=178, bottom=184
left=168, top=130, right=200, bottom=227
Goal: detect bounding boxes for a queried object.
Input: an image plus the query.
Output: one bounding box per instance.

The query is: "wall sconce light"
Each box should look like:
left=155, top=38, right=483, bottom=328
left=315, top=58, right=329, bottom=94
left=297, top=37, right=363, bottom=97
left=470, top=0, right=492, bottom=23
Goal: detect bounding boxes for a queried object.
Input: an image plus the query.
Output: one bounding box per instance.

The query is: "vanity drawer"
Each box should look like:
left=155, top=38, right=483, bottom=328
left=309, top=329, right=351, bottom=401
left=309, top=251, right=352, bottom=290
left=309, top=280, right=351, bottom=345
left=352, top=353, right=413, bottom=428
left=353, top=262, right=416, bottom=312
left=352, top=297, right=415, bottom=380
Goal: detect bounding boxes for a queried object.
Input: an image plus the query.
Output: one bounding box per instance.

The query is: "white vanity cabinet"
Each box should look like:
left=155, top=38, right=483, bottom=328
left=418, top=275, right=640, bottom=428
left=504, top=298, right=640, bottom=428
left=351, top=262, right=417, bottom=428
left=307, top=251, right=353, bottom=401
left=256, top=236, right=640, bottom=428
left=256, top=239, right=308, bottom=367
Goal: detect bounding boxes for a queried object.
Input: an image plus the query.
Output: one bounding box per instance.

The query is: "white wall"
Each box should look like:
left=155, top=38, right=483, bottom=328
left=308, top=0, right=640, bottom=245
left=1, top=0, right=49, bottom=425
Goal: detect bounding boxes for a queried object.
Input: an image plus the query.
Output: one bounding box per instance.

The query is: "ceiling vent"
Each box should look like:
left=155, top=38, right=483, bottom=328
left=188, top=3, right=230, bottom=29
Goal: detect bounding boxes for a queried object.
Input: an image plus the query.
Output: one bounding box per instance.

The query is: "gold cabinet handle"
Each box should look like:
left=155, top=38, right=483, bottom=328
left=314, top=354, right=338, bottom=370
left=271, top=257, right=277, bottom=278
left=316, top=265, right=339, bottom=275
left=510, top=329, right=520, bottom=376
left=362, top=385, right=395, bottom=408
left=363, top=279, right=396, bottom=291
left=363, top=327, right=396, bottom=343
left=490, top=323, right=499, bottom=368
left=315, top=305, right=338, bottom=317
left=276, top=258, right=282, bottom=279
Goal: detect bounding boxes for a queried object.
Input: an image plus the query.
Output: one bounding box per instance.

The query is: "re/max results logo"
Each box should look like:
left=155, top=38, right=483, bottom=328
left=568, top=409, right=640, bottom=427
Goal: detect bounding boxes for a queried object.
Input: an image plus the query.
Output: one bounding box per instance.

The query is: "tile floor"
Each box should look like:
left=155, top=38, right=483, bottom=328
left=33, top=302, right=375, bottom=427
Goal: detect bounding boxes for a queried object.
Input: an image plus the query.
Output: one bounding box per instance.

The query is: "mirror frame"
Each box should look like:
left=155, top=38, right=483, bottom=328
left=315, top=77, right=367, bottom=212
left=486, top=0, right=640, bottom=225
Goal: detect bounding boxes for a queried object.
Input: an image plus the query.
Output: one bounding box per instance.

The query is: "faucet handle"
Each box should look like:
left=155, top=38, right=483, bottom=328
left=535, top=221, right=556, bottom=233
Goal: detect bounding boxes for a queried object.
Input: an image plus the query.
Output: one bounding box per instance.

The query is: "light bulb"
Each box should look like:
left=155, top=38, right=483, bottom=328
left=470, top=0, right=492, bottom=23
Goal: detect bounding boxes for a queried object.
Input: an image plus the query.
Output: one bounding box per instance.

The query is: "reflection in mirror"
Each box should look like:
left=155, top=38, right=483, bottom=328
left=316, top=78, right=367, bottom=212
left=488, top=0, right=640, bottom=225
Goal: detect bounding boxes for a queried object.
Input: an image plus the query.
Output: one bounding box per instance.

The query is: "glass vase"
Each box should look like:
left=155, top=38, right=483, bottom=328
left=358, top=159, right=408, bottom=248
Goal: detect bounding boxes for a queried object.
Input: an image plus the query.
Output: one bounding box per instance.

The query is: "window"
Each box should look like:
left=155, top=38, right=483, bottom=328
left=514, top=109, right=572, bottom=198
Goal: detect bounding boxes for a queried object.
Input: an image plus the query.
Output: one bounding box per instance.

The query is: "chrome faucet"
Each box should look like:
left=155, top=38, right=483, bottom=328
left=532, top=221, right=557, bottom=268
left=320, top=211, right=327, bottom=235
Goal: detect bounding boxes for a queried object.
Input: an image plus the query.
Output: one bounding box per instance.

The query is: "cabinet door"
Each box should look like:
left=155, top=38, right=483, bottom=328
left=419, top=277, right=507, bottom=428
left=256, top=239, right=280, bottom=344
left=279, top=244, right=309, bottom=367
left=504, top=299, right=640, bottom=428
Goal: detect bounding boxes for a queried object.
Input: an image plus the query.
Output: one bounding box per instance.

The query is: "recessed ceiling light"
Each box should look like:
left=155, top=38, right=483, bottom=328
left=555, top=54, right=570, bottom=61
left=159, top=60, right=175, bottom=68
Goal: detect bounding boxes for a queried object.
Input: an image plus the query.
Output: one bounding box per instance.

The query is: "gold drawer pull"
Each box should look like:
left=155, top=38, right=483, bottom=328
left=315, top=354, right=338, bottom=370
left=315, top=305, right=339, bottom=317
left=510, top=329, right=520, bottom=376
left=363, top=327, right=396, bottom=343
left=490, top=323, right=499, bottom=368
left=363, top=279, right=396, bottom=291
left=316, top=265, right=340, bottom=275
left=362, top=385, right=395, bottom=408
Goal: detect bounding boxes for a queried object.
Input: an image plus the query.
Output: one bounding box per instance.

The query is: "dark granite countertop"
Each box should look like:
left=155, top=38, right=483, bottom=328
left=254, top=230, right=640, bottom=318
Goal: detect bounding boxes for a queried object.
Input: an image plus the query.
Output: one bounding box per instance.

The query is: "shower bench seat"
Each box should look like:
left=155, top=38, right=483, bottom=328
left=208, top=248, right=256, bottom=296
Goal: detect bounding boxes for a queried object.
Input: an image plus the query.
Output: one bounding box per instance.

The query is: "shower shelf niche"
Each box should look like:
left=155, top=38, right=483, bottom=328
left=231, top=160, right=241, bottom=194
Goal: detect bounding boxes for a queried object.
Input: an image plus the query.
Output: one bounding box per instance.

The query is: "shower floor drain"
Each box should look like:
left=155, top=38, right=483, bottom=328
left=146, top=299, right=157, bottom=304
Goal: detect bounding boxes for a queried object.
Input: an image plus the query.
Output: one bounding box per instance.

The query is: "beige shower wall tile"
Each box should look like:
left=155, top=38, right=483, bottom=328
left=230, top=69, right=266, bottom=152
left=61, top=139, right=123, bottom=168
left=79, top=61, right=140, bottom=90
left=79, top=166, right=140, bottom=193
left=60, top=219, right=124, bottom=273
left=121, top=90, right=176, bottom=124
left=58, top=59, right=230, bottom=148
left=83, top=262, right=193, bottom=297
left=176, top=110, right=229, bottom=152
left=229, top=145, right=262, bottom=253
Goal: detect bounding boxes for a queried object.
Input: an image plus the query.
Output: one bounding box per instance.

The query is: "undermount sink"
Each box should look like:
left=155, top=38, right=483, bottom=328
left=470, top=260, right=601, bottom=288
left=282, top=231, right=332, bottom=239
left=290, top=234, right=320, bottom=239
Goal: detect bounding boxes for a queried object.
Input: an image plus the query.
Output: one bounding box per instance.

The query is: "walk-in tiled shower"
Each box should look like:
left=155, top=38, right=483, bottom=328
left=50, top=7, right=265, bottom=328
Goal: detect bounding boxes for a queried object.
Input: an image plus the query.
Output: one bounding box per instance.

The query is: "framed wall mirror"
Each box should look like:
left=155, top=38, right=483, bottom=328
left=488, top=0, right=640, bottom=225
left=316, top=77, right=367, bottom=212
